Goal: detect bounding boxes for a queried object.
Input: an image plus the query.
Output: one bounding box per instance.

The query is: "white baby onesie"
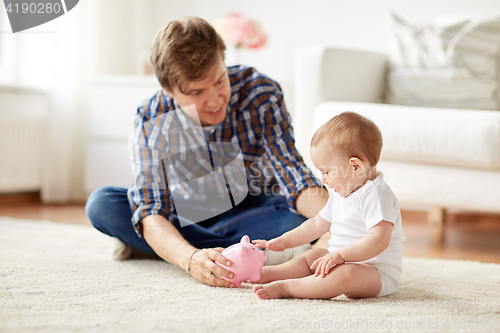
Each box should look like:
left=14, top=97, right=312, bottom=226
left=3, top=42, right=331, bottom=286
left=318, top=172, right=406, bottom=296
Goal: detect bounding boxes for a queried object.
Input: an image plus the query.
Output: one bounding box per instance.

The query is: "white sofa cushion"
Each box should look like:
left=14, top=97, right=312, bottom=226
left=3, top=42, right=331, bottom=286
left=385, top=13, right=500, bottom=110
left=314, top=101, right=500, bottom=170
left=379, top=159, right=500, bottom=213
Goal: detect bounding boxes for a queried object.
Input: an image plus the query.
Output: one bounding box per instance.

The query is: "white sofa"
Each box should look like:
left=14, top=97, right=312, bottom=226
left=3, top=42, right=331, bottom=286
left=294, top=46, right=500, bottom=244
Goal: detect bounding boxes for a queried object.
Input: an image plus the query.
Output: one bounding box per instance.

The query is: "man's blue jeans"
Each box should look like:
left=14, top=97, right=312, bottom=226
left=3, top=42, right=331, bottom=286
left=85, top=187, right=308, bottom=256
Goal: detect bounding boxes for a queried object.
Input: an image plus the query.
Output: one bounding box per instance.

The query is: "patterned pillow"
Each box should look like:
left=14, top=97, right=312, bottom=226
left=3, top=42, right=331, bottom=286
left=385, top=13, right=500, bottom=110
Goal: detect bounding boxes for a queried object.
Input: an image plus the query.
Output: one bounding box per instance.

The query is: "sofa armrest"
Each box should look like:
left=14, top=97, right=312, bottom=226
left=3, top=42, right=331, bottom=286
left=294, top=46, right=387, bottom=161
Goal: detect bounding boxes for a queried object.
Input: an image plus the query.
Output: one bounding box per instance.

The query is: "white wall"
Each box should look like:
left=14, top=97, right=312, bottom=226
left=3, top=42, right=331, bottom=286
left=90, top=0, right=500, bottom=120
left=8, top=0, right=499, bottom=106
left=94, top=0, right=500, bottom=80
left=4, top=0, right=500, bottom=90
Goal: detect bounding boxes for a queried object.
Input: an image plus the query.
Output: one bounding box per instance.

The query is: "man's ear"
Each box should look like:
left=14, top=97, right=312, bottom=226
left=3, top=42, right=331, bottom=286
left=349, top=157, right=364, bottom=173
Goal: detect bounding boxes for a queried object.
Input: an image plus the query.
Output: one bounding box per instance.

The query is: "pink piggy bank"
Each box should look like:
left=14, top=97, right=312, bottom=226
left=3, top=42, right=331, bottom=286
left=216, top=235, right=266, bottom=287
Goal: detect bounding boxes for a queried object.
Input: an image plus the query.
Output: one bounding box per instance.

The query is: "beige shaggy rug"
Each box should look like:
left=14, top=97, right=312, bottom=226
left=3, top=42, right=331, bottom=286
left=1, top=217, right=499, bottom=333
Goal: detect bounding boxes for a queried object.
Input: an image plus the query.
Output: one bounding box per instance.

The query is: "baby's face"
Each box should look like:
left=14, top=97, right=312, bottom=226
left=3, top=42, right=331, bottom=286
left=310, top=140, right=361, bottom=198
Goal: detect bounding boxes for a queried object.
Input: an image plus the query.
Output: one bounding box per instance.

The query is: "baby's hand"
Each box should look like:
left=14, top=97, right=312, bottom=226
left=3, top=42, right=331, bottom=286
left=252, top=239, right=269, bottom=249
left=252, top=237, right=287, bottom=252
left=310, top=252, right=345, bottom=278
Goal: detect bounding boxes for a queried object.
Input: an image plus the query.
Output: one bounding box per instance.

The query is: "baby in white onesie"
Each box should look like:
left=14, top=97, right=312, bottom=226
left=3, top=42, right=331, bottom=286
left=252, top=111, right=406, bottom=300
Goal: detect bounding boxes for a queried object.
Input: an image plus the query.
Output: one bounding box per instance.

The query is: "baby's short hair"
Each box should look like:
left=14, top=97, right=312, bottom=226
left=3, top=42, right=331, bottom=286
left=311, top=111, right=383, bottom=166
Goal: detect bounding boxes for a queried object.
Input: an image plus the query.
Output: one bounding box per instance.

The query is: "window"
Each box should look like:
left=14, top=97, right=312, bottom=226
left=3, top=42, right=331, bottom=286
left=0, top=2, right=16, bottom=83
left=0, top=0, right=3, bottom=65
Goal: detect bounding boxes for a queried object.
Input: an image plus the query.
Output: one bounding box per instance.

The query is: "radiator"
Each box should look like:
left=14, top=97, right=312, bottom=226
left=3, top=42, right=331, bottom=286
left=0, top=89, right=48, bottom=193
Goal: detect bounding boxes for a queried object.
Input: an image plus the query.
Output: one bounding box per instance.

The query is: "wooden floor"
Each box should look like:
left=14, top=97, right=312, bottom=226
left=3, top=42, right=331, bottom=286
left=1, top=193, right=500, bottom=263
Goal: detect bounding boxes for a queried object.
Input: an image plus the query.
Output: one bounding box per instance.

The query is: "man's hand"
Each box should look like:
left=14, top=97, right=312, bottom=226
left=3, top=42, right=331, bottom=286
left=310, top=251, right=345, bottom=277
left=187, top=248, right=236, bottom=288
left=252, top=236, right=287, bottom=252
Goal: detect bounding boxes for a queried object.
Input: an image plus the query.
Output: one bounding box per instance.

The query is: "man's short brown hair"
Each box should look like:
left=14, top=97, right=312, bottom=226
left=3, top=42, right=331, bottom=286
left=150, top=17, right=226, bottom=93
left=311, top=111, right=383, bottom=166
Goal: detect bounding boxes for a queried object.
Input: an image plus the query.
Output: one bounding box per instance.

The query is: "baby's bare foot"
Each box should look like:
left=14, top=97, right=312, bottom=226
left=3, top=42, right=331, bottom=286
left=252, top=282, right=287, bottom=300
left=252, top=285, right=269, bottom=299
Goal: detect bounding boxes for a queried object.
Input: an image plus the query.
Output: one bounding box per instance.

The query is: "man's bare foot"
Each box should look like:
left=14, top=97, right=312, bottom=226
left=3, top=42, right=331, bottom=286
left=247, top=267, right=271, bottom=284
left=252, top=282, right=287, bottom=299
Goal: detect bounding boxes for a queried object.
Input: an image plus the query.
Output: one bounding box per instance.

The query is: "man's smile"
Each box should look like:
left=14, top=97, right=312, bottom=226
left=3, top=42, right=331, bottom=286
left=207, top=106, right=222, bottom=113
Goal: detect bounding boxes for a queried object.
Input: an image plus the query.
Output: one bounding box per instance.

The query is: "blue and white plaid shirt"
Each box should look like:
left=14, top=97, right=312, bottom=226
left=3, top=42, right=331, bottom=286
left=128, top=65, right=322, bottom=237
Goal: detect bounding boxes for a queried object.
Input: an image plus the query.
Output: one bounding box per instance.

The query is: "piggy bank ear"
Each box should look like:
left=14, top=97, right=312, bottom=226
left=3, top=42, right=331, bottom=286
left=236, top=246, right=247, bottom=258
left=240, top=235, right=250, bottom=244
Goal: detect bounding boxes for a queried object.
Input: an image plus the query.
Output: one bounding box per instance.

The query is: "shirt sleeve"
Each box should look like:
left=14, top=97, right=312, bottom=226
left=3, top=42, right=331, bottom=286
left=358, top=187, right=397, bottom=230
left=259, top=82, right=324, bottom=209
left=127, top=99, right=174, bottom=238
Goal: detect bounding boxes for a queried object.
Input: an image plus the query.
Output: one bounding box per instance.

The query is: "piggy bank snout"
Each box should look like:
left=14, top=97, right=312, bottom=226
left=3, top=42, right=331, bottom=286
left=217, top=235, right=266, bottom=287
left=259, top=250, right=267, bottom=262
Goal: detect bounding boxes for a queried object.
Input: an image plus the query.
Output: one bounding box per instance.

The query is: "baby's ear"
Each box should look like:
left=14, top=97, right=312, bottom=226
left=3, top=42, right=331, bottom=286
left=349, top=157, right=364, bottom=172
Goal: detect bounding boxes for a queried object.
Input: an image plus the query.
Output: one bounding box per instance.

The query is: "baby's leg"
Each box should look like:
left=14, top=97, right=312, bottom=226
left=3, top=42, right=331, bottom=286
left=252, top=248, right=328, bottom=284
left=253, top=262, right=381, bottom=300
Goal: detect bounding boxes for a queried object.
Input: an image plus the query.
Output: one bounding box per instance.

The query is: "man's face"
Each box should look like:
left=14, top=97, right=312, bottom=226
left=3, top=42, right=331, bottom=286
left=165, top=59, right=231, bottom=126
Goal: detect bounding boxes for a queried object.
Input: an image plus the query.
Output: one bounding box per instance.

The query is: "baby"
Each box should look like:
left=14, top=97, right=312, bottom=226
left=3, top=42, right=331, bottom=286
left=252, top=111, right=406, bottom=300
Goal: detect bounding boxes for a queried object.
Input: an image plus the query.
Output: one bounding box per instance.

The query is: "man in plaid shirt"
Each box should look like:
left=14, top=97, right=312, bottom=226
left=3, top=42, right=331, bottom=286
left=86, top=17, right=329, bottom=287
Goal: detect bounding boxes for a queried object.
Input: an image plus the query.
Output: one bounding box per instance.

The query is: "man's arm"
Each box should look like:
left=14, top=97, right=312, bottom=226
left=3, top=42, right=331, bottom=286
left=142, top=215, right=197, bottom=268
left=129, top=98, right=234, bottom=287
left=296, top=186, right=329, bottom=219
left=258, top=84, right=326, bottom=212
left=142, top=215, right=235, bottom=287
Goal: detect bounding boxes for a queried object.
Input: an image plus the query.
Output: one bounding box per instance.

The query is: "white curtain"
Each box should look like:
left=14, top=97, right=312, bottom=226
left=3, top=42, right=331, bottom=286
left=40, top=0, right=99, bottom=202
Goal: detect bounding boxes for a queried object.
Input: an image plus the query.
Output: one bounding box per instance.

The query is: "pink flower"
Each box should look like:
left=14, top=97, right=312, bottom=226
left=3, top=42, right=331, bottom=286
left=215, top=13, right=267, bottom=49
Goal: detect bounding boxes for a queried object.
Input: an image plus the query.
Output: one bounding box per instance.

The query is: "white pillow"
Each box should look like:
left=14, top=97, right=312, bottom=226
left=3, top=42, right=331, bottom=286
left=385, top=13, right=500, bottom=110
